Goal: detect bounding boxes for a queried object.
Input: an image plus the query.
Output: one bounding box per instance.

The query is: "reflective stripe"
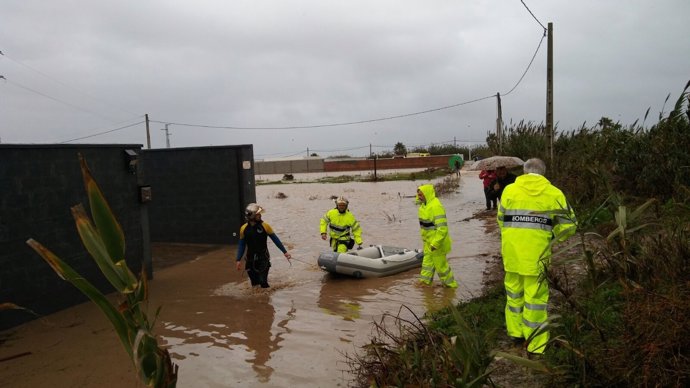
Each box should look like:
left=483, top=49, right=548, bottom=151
left=419, top=217, right=435, bottom=229
left=506, top=290, right=524, bottom=299
left=525, top=302, right=547, bottom=311
left=522, top=317, right=543, bottom=329
left=434, top=214, right=446, bottom=220
left=502, top=209, right=553, bottom=231
left=555, top=216, right=576, bottom=225
left=508, top=305, right=523, bottom=313
left=419, top=274, right=433, bottom=282
left=329, top=223, right=350, bottom=232
left=502, top=209, right=548, bottom=216
left=435, top=222, right=448, bottom=227
left=503, top=220, right=553, bottom=232
left=438, top=268, right=451, bottom=277
left=442, top=276, right=456, bottom=286
left=422, top=265, right=435, bottom=272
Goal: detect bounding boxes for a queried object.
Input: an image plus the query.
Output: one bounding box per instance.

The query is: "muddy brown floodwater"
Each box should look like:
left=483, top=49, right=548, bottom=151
left=0, top=170, right=500, bottom=388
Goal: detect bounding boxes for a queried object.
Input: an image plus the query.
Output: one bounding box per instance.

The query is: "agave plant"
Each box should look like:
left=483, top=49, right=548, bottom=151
left=26, top=154, right=178, bottom=387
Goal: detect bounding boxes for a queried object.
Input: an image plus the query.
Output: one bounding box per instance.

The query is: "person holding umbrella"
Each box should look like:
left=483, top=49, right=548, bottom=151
left=470, top=156, right=523, bottom=205
left=487, top=166, right=517, bottom=204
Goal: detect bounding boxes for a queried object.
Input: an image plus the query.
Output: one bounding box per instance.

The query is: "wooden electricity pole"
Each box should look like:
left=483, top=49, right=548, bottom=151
left=545, top=22, right=554, bottom=163
left=145, top=114, right=151, bottom=149
left=496, top=92, right=503, bottom=155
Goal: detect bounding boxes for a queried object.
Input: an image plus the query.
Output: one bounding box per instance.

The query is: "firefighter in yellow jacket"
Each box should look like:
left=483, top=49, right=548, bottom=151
left=497, top=158, right=576, bottom=355
left=320, top=196, right=363, bottom=252
left=416, top=184, right=458, bottom=288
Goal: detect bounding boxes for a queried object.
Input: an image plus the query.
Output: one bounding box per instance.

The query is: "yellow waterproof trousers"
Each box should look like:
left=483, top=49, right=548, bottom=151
left=419, top=249, right=458, bottom=288
left=504, top=272, right=549, bottom=354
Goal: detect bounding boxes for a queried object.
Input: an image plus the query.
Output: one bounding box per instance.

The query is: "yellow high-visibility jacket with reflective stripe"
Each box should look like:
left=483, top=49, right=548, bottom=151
left=497, top=173, right=576, bottom=275
left=320, top=208, right=363, bottom=245
left=417, top=184, right=452, bottom=254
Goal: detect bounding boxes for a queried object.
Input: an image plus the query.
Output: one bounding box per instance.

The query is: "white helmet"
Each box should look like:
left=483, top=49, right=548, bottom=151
left=335, top=196, right=349, bottom=206
left=245, top=203, right=264, bottom=219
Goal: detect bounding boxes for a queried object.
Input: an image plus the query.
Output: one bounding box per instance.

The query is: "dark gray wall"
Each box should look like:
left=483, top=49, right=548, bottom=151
left=143, top=145, right=255, bottom=244
left=0, top=144, right=150, bottom=330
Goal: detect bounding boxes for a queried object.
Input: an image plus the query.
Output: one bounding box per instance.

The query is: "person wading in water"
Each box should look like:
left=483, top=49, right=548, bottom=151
left=235, top=203, right=292, bottom=288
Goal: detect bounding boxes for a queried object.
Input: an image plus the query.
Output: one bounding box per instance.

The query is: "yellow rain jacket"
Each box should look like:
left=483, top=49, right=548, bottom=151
left=320, top=208, right=363, bottom=245
left=417, top=184, right=452, bottom=254
left=497, top=173, right=576, bottom=275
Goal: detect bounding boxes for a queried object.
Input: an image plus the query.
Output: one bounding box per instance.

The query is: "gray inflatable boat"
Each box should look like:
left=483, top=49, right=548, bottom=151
left=317, top=244, right=424, bottom=278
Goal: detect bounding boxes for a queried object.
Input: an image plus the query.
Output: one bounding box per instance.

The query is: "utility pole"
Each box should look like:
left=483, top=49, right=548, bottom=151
left=161, top=124, right=171, bottom=148
left=145, top=114, right=151, bottom=149
left=496, top=93, right=503, bottom=155
left=546, top=22, right=554, bottom=163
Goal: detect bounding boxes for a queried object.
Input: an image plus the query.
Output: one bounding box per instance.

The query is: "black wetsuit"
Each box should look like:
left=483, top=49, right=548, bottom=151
left=242, top=222, right=272, bottom=288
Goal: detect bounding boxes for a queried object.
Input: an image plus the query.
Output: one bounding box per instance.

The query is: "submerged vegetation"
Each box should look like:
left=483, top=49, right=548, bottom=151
left=349, top=81, right=690, bottom=387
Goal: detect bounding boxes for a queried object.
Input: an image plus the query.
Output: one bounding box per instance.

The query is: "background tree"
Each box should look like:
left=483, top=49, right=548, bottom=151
left=393, top=142, right=407, bottom=156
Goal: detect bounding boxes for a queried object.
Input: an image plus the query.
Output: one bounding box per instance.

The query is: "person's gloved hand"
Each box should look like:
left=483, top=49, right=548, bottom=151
left=284, top=252, right=292, bottom=260
left=321, top=233, right=327, bottom=240
left=357, top=245, right=363, bottom=250
left=235, top=261, right=242, bottom=271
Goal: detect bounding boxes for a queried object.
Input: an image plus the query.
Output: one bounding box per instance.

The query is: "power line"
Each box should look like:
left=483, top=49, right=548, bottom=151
left=0, top=50, right=140, bottom=117
left=4, top=13, right=547, bottom=143
left=148, top=26, right=548, bottom=132
left=520, top=0, right=547, bottom=31
left=4, top=77, right=124, bottom=122
left=149, top=94, right=497, bottom=131
left=501, top=30, right=546, bottom=96
left=59, top=120, right=145, bottom=143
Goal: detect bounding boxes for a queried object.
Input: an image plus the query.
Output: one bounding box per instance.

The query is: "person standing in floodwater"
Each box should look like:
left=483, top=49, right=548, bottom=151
left=235, top=203, right=292, bottom=288
left=320, top=196, right=363, bottom=252
left=416, top=184, right=458, bottom=288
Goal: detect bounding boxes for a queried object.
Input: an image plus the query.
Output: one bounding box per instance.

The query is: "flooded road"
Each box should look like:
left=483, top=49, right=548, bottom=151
left=0, top=170, right=500, bottom=388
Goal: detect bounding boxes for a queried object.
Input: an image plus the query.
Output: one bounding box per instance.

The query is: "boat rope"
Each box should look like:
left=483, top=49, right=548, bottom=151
left=289, top=257, right=318, bottom=268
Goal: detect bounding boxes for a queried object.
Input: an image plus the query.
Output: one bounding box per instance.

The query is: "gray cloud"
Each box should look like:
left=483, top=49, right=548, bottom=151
left=1, top=0, right=689, bottom=157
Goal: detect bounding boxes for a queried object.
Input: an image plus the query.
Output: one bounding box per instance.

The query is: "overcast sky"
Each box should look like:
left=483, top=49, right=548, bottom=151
left=1, top=1, right=688, bottom=158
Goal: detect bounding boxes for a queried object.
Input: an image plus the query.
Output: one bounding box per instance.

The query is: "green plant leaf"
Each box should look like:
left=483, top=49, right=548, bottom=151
left=26, top=238, right=133, bottom=358
left=79, top=154, right=126, bottom=262
left=493, top=351, right=550, bottom=373
left=629, top=198, right=656, bottom=221
left=71, top=204, right=131, bottom=292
